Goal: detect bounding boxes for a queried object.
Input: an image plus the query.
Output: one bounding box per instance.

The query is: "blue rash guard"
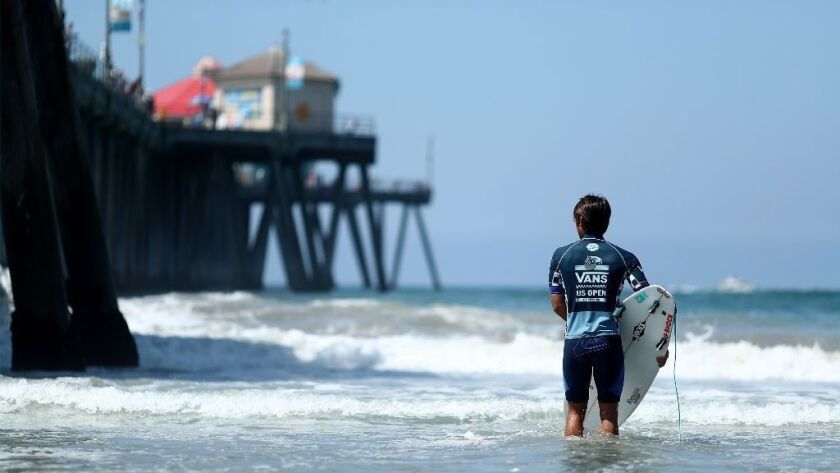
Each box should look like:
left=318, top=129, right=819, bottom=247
left=549, top=234, right=650, bottom=403
left=548, top=234, right=649, bottom=339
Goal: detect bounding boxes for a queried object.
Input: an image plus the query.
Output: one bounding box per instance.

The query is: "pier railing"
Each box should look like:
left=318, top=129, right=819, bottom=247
left=329, top=114, right=376, bottom=136
left=66, top=33, right=103, bottom=78
left=214, top=113, right=376, bottom=137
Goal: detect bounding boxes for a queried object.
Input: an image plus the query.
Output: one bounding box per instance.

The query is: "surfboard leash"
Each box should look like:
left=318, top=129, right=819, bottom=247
left=673, top=304, right=682, bottom=441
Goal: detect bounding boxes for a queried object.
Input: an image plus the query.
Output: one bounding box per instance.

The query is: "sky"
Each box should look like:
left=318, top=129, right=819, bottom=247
left=65, top=1, right=840, bottom=289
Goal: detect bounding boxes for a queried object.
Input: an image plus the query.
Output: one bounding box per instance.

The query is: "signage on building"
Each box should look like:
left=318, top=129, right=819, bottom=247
left=285, top=56, right=305, bottom=90
left=223, top=88, right=262, bottom=127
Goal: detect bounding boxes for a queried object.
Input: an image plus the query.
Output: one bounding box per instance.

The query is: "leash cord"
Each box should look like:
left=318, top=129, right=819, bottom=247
left=673, top=305, right=682, bottom=441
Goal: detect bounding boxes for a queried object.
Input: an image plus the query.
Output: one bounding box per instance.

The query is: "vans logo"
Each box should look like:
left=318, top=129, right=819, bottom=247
left=576, top=272, right=608, bottom=283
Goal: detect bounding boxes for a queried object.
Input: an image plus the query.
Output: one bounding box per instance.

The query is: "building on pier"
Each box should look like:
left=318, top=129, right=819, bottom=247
left=212, top=47, right=339, bottom=133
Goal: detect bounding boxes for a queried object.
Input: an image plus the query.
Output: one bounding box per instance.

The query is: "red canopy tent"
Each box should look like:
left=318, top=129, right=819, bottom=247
left=153, top=75, right=216, bottom=119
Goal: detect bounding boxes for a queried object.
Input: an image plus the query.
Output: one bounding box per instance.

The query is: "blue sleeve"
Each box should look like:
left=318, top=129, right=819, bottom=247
left=549, top=252, right=565, bottom=294
left=625, top=253, right=649, bottom=291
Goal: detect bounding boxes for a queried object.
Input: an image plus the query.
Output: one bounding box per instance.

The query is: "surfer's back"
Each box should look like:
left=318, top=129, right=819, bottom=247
left=549, top=235, right=647, bottom=338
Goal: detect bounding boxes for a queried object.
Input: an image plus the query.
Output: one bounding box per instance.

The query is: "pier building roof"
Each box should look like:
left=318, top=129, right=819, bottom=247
left=213, top=48, right=339, bottom=88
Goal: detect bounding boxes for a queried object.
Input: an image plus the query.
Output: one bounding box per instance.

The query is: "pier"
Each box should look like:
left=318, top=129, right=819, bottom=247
left=0, top=0, right=439, bottom=370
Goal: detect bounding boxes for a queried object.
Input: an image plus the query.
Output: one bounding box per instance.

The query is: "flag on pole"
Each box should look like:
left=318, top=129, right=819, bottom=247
left=109, top=0, right=133, bottom=32
left=285, top=56, right=305, bottom=90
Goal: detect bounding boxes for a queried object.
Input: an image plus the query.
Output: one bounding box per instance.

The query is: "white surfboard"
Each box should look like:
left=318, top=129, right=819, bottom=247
left=564, top=284, right=676, bottom=434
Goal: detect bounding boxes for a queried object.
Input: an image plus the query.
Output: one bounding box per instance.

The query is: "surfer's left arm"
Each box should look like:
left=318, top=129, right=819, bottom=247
left=625, top=254, right=650, bottom=292
left=550, top=294, right=568, bottom=321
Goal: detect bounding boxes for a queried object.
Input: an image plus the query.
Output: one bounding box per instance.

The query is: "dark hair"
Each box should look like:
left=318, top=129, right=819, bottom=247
left=573, top=194, right=611, bottom=236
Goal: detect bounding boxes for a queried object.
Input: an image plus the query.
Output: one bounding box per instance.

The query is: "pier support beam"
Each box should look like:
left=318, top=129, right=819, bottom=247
left=293, top=163, right=328, bottom=290
left=215, top=155, right=246, bottom=288
left=1, top=0, right=85, bottom=370
left=249, top=190, right=275, bottom=287
left=414, top=206, right=442, bottom=291
left=323, top=164, right=346, bottom=270
left=2, top=0, right=138, bottom=367
left=389, top=204, right=410, bottom=290
left=271, top=157, right=309, bottom=291
left=346, top=205, right=372, bottom=289
left=359, top=166, right=387, bottom=291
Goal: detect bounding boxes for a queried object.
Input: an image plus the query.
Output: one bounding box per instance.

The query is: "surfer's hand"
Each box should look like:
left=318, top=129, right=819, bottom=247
left=656, top=349, right=669, bottom=368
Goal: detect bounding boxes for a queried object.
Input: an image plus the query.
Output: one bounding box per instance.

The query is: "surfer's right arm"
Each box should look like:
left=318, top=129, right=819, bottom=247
left=550, top=294, right=568, bottom=321
left=549, top=253, right=567, bottom=320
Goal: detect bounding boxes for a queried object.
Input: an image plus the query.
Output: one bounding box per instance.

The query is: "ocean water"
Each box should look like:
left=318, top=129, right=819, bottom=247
left=0, top=287, right=838, bottom=471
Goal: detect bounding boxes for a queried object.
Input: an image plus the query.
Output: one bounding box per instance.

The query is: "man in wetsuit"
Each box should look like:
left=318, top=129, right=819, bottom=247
left=548, top=194, right=668, bottom=436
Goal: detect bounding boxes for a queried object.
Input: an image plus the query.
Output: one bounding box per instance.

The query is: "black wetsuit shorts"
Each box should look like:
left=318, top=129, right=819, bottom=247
left=563, top=335, right=624, bottom=403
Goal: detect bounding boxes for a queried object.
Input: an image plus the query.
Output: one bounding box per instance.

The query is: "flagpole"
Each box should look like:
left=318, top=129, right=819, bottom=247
left=104, top=0, right=112, bottom=81
left=138, top=0, right=145, bottom=87
left=281, top=28, right=290, bottom=132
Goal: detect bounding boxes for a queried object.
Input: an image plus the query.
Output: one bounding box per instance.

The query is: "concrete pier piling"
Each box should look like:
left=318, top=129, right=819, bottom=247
left=2, top=0, right=138, bottom=370
left=2, top=0, right=83, bottom=370
left=25, top=0, right=138, bottom=367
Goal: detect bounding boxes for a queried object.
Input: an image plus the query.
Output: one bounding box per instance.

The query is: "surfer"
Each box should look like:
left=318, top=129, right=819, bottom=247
left=548, top=194, right=669, bottom=436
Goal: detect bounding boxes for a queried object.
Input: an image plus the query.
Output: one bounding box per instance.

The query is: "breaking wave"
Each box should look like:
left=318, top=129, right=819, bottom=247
left=0, top=377, right=837, bottom=426
left=1, top=290, right=838, bottom=429
left=111, top=293, right=840, bottom=382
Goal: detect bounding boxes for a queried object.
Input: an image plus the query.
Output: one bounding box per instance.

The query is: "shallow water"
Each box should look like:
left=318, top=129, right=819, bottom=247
left=1, top=288, right=838, bottom=471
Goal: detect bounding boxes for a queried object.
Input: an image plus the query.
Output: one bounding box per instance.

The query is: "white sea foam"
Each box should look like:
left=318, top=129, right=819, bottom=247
left=0, top=377, right=561, bottom=421
left=0, top=267, right=12, bottom=302
left=634, top=387, right=840, bottom=426
left=306, top=298, right=384, bottom=309
left=4, top=291, right=836, bottom=428
left=0, top=376, right=837, bottom=427
left=666, top=334, right=840, bottom=382
left=119, top=293, right=535, bottom=339
left=116, top=293, right=840, bottom=382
